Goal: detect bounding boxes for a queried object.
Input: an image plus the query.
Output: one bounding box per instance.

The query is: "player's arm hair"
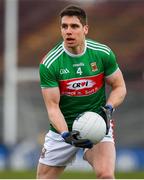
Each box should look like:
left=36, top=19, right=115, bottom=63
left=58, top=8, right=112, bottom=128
left=105, top=69, right=127, bottom=108
left=41, top=87, right=69, bottom=133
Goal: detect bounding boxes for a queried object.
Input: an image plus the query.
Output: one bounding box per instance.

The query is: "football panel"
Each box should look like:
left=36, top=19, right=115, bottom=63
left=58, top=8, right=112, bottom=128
left=73, top=112, right=106, bottom=144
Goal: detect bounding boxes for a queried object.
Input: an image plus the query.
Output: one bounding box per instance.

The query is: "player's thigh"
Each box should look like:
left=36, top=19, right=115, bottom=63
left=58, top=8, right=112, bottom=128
left=37, top=162, right=65, bottom=179
left=84, top=142, right=116, bottom=175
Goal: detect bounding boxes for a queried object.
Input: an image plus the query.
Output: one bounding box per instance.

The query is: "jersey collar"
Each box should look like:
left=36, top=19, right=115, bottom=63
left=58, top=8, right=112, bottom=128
left=62, top=40, right=87, bottom=57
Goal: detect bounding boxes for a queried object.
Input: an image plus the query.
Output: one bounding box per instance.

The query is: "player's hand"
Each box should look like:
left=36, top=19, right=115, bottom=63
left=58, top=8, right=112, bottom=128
left=61, top=130, right=93, bottom=149
left=101, top=105, right=114, bottom=135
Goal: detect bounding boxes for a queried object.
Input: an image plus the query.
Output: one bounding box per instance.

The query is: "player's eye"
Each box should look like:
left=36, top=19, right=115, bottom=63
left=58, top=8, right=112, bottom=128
left=61, top=24, right=68, bottom=29
left=71, top=24, right=80, bottom=29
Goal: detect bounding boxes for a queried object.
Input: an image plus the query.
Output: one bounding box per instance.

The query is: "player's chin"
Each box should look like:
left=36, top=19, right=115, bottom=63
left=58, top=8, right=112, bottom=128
left=65, top=40, right=76, bottom=47
left=66, top=43, right=76, bottom=48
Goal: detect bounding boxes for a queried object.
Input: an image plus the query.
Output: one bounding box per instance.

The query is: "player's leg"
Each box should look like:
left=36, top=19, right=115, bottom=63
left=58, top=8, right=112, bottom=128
left=84, top=142, right=116, bottom=179
left=36, top=130, right=79, bottom=179
left=37, top=163, right=65, bottom=179
left=84, top=120, right=116, bottom=179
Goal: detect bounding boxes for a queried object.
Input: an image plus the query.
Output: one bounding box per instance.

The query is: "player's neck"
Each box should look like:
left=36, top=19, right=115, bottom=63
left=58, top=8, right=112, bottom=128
left=64, top=40, right=86, bottom=55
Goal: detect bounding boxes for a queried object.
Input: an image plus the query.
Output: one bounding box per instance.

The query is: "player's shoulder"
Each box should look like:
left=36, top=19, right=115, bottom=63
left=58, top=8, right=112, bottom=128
left=40, top=41, right=64, bottom=68
left=86, top=39, right=111, bottom=55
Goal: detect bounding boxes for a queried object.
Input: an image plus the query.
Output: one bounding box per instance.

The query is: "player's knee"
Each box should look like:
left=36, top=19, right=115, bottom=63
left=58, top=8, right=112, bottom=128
left=96, top=171, right=114, bottom=179
left=36, top=163, right=48, bottom=179
left=36, top=168, right=44, bottom=179
left=96, top=169, right=115, bottom=179
left=37, top=168, right=52, bottom=179
left=36, top=169, right=43, bottom=179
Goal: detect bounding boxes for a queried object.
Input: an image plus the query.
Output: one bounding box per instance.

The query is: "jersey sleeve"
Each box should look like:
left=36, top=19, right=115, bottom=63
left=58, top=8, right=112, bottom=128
left=103, top=50, right=119, bottom=77
left=39, top=63, right=59, bottom=88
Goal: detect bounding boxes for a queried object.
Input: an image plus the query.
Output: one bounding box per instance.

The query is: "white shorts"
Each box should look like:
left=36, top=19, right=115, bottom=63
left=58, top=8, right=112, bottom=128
left=39, top=120, right=114, bottom=167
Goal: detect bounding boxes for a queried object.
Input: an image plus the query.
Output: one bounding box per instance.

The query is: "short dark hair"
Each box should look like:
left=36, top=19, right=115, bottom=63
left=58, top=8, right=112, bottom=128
left=60, top=5, right=88, bottom=25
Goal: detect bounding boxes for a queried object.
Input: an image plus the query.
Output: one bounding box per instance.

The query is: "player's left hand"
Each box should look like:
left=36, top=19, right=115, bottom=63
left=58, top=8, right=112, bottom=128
left=61, top=130, right=93, bottom=149
left=101, top=105, right=114, bottom=135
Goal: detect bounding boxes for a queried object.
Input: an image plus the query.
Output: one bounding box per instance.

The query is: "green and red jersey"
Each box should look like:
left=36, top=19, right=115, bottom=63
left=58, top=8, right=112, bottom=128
left=39, top=39, right=119, bottom=132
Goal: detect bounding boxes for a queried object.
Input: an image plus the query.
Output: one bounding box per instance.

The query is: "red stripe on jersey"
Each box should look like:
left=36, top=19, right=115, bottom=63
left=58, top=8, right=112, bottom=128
left=59, top=73, right=104, bottom=97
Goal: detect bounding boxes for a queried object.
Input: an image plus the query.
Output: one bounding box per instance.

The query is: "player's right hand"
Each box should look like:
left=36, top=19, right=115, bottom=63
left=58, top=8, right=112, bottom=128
left=101, top=104, right=114, bottom=135
left=61, top=130, right=93, bottom=149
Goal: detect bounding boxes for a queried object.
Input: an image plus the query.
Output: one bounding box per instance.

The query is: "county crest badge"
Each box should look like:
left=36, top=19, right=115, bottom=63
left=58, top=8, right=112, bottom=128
left=90, top=62, right=98, bottom=72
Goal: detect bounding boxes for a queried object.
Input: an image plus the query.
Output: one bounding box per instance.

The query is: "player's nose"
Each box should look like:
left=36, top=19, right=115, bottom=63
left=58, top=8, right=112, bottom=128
left=66, top=26, right=72, bottom=34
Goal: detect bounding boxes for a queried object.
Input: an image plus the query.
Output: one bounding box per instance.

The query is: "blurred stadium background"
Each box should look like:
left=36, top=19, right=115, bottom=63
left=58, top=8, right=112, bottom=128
left=0, top=0, right=144, bottom=178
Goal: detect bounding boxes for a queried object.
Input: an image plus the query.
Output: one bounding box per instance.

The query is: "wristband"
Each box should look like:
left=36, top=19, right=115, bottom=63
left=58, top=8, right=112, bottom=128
left=61, top=131, right=70, bottom=139
left=105, top=104, right=115, bottom=112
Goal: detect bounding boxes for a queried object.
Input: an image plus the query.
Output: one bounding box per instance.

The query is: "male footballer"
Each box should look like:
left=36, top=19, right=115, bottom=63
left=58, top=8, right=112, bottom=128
left=37, top=5, right=126, bottom=179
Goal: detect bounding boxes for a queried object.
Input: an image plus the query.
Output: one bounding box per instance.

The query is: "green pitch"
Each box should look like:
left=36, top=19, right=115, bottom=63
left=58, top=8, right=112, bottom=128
left=0, top=170, right=144, bottom=179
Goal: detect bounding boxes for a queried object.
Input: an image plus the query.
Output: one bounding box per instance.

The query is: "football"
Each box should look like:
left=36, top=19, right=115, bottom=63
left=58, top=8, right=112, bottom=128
left=72, top=111, right=106, bottom=144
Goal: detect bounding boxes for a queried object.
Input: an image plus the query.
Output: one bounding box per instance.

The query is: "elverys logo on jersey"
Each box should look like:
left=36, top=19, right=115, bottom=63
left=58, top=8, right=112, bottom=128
left=60, top=73, right=104, bottom=96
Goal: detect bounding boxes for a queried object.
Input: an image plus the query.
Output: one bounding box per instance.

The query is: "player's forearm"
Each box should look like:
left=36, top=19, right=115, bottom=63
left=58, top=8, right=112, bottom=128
left=47, top=107, right=69, bottom=133
left=106, top=85, right=127, bottom=108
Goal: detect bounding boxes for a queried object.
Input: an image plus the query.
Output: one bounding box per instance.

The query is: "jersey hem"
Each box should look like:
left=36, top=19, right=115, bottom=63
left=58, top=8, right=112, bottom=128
left=41, top=86, right=58, bottom=88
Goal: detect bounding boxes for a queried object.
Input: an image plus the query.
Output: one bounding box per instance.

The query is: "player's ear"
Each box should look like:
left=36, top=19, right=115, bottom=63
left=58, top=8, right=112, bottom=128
left=84, top=25, right=88, bottom=35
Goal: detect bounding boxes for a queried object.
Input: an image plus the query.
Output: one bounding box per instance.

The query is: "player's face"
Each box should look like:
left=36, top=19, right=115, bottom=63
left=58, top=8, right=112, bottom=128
left=61, top=16, right=88, bottom=51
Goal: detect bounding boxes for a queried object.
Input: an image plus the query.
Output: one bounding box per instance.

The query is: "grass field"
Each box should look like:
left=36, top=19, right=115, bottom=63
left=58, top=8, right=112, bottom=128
left=0, top=170, right=144, bottom=179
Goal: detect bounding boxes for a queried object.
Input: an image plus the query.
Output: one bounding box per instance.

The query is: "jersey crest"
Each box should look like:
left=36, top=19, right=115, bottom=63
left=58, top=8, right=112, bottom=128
left=90, top=62, right=98, bottom=72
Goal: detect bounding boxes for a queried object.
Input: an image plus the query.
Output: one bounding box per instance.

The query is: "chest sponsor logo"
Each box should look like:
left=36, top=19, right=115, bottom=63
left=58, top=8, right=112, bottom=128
left=59, top=73, right=104, bottom=96
left=67, top=79, right=95, bottom=90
